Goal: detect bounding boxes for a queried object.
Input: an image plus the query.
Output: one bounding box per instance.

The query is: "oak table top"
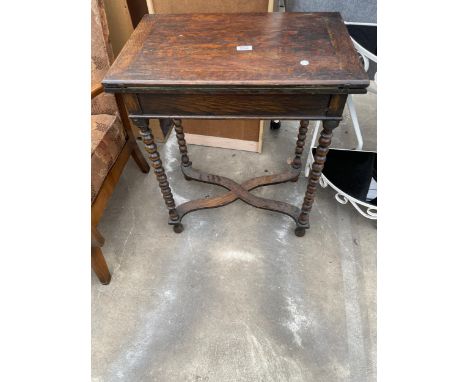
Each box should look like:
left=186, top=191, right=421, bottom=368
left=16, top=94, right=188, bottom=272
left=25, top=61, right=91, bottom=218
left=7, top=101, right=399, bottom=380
left=103, top=12, right=369, bottom=91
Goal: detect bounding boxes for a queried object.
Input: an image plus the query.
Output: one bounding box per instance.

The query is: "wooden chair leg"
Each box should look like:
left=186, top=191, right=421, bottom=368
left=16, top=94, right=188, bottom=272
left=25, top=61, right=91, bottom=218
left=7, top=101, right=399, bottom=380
left=91, top=246, right=111, bottom=285
left=114, top=93, right=150, bottom=174
left=131, top=144, right=150, bottom=173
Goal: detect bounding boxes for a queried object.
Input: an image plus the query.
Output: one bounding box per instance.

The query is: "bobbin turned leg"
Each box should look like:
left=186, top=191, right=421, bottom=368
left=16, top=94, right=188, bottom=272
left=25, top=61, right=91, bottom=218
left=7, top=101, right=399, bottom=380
left=295, top=119, right=339, bottom=237
left=131, top=118, right=182, bottom=233
left=291, top=120, right=309, bottom=181
left=173, top=119, right=192, bottom=182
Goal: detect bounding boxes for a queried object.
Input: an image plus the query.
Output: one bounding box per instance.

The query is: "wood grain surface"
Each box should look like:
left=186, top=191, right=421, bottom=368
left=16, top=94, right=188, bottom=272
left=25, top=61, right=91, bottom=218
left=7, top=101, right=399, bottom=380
left=137, top=93, right=331, bottom=117
left=146, top=1, right=273, bottom=153
left=103, top=12, right=369, bottom=89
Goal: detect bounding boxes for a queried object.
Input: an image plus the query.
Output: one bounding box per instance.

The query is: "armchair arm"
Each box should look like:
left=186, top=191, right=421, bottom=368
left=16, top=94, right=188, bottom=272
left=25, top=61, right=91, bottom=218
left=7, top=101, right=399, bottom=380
left=91, top=83, right=104, bottom=99
left=90, top=84, right=139, bottom=142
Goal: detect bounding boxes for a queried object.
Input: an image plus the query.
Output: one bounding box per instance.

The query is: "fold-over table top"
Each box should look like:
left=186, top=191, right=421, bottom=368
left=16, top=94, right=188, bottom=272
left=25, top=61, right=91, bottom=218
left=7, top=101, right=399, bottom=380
left=103, top=12, right=369, bottom=90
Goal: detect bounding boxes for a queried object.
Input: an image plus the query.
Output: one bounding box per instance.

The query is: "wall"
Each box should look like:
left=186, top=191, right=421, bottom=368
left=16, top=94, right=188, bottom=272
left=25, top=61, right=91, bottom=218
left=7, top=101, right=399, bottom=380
left=103, top=0, right=134, bottom=57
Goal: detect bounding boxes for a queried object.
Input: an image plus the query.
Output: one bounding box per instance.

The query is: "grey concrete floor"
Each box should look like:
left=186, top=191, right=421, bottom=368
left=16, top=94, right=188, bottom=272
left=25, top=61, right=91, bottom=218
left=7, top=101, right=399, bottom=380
left=92, top=96, right=377, bottom=381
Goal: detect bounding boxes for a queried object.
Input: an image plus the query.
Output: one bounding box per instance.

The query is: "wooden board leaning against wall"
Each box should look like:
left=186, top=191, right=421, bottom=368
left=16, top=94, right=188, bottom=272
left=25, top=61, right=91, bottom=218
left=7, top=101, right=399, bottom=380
left=104, top=0, right=277, bottom=150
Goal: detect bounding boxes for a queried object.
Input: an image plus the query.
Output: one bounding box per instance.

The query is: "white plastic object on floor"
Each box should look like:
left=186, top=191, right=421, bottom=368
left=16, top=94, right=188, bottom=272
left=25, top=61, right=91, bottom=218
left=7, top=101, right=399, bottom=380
left=347, top=95, right=364, bottom=150
left=366, top=177, right=377, bottom=202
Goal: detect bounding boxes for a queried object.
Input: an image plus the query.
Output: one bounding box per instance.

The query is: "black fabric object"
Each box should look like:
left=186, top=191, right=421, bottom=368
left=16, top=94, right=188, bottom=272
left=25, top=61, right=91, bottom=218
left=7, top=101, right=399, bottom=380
left=346, top=24, right=377, bottom=56
left=270, top=120, right=281, bottom=130
left=159, top=118, right=173, bottom=138
left=316, top=149, right=377, bottom=202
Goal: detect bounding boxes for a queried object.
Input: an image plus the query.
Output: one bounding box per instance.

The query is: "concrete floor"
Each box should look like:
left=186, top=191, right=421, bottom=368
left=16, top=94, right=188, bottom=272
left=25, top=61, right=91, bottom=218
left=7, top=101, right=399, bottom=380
left=92, top=93, right=376, bottom=381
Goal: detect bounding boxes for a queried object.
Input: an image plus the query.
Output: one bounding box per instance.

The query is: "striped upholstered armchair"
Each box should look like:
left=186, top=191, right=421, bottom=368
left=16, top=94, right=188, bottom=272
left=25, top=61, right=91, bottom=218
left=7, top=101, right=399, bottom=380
left=91, top=0, right=149, bottom=284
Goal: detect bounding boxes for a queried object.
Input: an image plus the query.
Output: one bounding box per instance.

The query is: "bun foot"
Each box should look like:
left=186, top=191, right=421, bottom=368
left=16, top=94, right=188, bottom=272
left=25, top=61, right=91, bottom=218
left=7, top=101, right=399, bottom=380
left=173, top=223, right=184, bottom=233
left=294, top=227, right=306, bottom=237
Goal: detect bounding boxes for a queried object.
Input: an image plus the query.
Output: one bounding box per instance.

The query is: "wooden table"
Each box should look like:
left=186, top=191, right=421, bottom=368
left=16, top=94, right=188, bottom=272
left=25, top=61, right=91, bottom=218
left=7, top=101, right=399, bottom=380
left=103, top=12, right=369, bottom=237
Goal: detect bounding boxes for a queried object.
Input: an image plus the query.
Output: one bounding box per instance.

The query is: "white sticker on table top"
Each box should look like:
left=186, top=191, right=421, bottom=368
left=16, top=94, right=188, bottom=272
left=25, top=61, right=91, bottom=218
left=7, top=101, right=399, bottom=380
left=300, top=60, right=310, bottom=66
left=237, top=45, right=253, bottom=51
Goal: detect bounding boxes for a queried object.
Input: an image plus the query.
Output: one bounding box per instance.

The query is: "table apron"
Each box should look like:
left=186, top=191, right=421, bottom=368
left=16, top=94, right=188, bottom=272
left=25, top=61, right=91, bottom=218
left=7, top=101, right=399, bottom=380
left=135, top=93, right=334, bottom=119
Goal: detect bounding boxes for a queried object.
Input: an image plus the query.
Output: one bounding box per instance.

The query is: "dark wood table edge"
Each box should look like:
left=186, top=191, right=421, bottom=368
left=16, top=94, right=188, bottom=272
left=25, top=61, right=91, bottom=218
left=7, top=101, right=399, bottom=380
left=102, top=84, right=369, bottom=94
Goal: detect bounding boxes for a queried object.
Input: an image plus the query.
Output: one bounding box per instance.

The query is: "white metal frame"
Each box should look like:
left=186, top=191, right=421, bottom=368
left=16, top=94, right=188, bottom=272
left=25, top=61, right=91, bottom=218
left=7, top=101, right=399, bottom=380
left=304, top=22, right=377, bottom=219
left=319, top=174, right=377, bottom=219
